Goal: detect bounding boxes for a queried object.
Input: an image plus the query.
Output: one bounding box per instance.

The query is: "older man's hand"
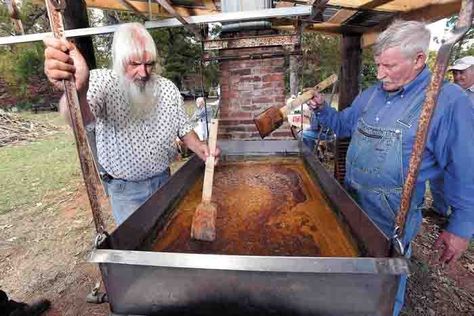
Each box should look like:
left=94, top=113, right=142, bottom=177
left=434, top=231, right=470, bottom=265
left=198, top=142, right=221, bottom=165
left=43, top=37, right=89, bottom=96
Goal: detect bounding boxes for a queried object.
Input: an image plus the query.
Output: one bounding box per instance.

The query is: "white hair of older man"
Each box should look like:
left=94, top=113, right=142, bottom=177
left=374, top=20, right=431, bottom=59
left=111, top=22, right=158, bottom=76
left=196, top=97, right=205, bottom=108
left=111, top=23, right=159, bottom=119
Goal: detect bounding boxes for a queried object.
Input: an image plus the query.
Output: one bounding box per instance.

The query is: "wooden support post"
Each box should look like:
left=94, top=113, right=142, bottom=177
left=334, top=32, right=361, bottom=184
left=62, top=0, right=96, bottom=70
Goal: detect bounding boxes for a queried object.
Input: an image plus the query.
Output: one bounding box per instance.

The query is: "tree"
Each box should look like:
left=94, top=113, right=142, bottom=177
left=445, top=16, right=474, bottom=62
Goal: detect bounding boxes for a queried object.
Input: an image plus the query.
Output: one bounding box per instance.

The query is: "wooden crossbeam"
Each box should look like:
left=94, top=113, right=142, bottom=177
left=327, top=9, right=358, bottom=24
left=204, top=34, right=299, bottom=50
left=361, top=2, right=460, bottom=47
left=118, top=0, right=148, bottom=18
left=202, top=0, right=218, bottom=12
left=154, top=0, right=203, bottom=40
left=81, top=0, right=215, bottom=17
left=327, top=0, right=460, bottom=12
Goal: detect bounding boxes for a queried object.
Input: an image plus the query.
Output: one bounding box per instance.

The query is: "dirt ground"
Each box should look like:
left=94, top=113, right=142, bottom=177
left=1, top=147, right=473, bottom=315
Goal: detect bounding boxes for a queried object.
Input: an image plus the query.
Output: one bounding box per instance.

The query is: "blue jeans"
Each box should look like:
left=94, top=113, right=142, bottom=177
left=104, top=169, right=170, bottom=225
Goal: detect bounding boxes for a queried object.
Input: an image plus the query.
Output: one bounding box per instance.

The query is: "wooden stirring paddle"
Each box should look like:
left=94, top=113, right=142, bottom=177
left=191, top=119, right=219, bottom=241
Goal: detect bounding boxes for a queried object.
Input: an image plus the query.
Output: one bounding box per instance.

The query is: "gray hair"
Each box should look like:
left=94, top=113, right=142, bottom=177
left=111, top=23, right=157, bottom=75
left=374, top=20, right=431, bottom=58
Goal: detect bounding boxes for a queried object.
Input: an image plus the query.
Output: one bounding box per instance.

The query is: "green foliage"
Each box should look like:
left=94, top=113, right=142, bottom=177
left=300, top=33, right=341, bottom=88
left=0, top=114, right=78, bottom=214
left=298, top=33, right=377, bottom=92
left=444, top=16, right=474, bottom=62
left=0, top=42, right=44, bottom=101
left=151, top=28, right=202, bottom=89
left=361, top=49, right=377, bottom=89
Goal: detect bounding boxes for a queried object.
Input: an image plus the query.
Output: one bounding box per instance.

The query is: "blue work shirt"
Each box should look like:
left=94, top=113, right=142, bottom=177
left=315, top=66, right=474, bottom=239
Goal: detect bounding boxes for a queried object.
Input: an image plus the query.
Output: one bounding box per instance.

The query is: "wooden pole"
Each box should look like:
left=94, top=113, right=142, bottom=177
left=62, top=0, right=96, bottom=70
left=334, top=32, right=361, bottom=184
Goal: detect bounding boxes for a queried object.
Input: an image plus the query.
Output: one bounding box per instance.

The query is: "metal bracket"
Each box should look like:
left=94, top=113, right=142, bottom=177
left=391, top=226, right=405, bottom=256
left=94, top=232, right=108, bottom=248
left=86, top=281, right=108, bottom=304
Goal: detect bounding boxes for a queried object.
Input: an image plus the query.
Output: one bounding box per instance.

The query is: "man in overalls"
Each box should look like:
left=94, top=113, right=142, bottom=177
left=309, top=20, right=474, bottom=315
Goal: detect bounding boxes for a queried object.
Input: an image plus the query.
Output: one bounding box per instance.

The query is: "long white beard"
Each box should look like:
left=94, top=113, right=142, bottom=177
left=119, top=75, right=157, bottom=119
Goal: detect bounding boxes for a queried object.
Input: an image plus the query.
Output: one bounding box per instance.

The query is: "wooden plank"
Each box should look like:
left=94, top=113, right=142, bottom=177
left=204, top=34, right=299, bottom=50
left=327, top=0, right=408, bottom=12
left=327, top=0, right=460, bottom=12
left=154, top=0, right=203, bottom=40
left=83, top=0, right=215, bottom=17
left=118, top=0, right=148, bottom=18
left=361, top=31, right=379, bottom=48
left=361, top=2, right=460, bottom=48
left=327, top=9, right=358, bottom=24
left=202, top=0, right=218, bottom=12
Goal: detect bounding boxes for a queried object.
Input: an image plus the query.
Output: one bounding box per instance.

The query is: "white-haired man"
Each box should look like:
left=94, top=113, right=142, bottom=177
left=192, top=97, right=213, bottom=141
left=43, top=23, right=219, bottom=225
left=310, top=20, right=474, bottom=315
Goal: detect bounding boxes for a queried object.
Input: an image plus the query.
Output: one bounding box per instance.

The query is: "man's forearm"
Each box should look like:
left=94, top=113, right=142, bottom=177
left=182, top=131, right=207, bottom=161
left=59, top=92, right=95, bottom=127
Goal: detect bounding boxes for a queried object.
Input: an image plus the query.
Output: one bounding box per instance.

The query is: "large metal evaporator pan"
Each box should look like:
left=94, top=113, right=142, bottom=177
left=90, top=140, right=408, bottom=316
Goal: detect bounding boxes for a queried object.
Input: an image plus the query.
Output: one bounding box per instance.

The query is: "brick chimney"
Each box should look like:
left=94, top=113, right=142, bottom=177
left=212, top=0, right=295, bottom=140
left=217, top=43, right=292, bottom=140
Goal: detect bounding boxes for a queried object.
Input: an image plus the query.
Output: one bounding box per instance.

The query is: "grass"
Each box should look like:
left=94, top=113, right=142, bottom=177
left=0, top=112, right=79, bottom=214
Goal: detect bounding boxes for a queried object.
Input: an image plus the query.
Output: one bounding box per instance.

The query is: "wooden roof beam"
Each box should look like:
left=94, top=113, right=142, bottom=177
left=202, top=0, right=218, bottom=12
left=118, top=0, right=148, bottom=19
left=82, top=0, right=216, bottom=17
left=154, top=0, right=203, bottom=40
left=361, top=2, right=461, bottom=48
left=326, top=8, right=358, bottom=24
left=327, top=0, right=460, bottom=12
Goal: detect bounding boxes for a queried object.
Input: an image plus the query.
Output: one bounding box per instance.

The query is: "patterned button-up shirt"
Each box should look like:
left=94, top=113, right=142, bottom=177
left=87, top=69, right=194, bottom=181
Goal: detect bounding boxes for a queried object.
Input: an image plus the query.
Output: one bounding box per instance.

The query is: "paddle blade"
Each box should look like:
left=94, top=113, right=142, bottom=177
left=191, top=201, right=217, bottom=242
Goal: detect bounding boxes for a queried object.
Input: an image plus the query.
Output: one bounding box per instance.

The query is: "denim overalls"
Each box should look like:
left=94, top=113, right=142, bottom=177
left=344, top=82, right=428, bottom=316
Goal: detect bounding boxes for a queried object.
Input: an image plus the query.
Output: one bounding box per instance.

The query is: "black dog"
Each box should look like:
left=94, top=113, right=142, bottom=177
left=0, top=290, right=50, bottom=316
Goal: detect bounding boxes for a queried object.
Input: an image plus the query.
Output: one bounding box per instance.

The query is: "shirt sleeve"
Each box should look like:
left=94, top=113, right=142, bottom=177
left=86, top=69, right=106, bottom=118
left=175, top=87, right=195, bottom=138
left=314, top=88, right=371, bottom=138
left=433, top=88, right=474, bottom=239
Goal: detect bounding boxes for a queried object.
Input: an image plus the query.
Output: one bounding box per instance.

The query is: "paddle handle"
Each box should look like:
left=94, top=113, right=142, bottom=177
left=280, top=74, right=338, bottom=117
left=202, top=119, right=219, bottom=202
